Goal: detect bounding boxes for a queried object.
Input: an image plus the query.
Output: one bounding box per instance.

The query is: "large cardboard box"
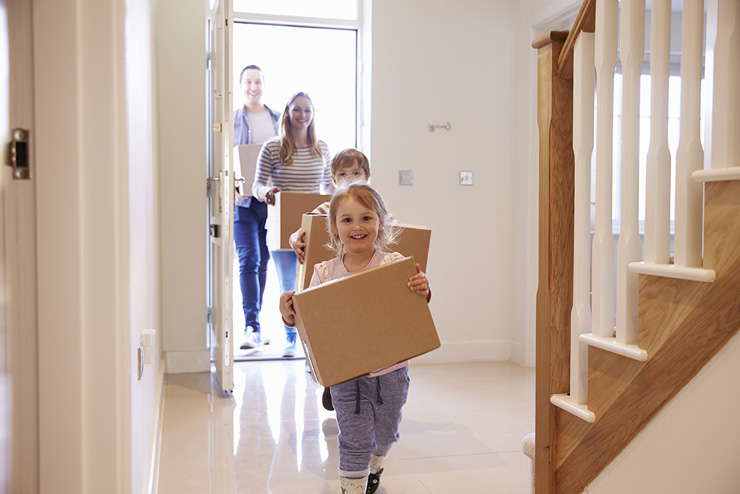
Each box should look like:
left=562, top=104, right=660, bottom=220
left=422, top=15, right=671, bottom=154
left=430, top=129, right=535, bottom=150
left=267, top=192, right=331, bottom=250
left=233, top=144, right=262, bottom=196
left=294, top=214, right=335, bottom=291
left=294, top=214, right=432, bottom=292
left=293, top=256, right=440, bottom=387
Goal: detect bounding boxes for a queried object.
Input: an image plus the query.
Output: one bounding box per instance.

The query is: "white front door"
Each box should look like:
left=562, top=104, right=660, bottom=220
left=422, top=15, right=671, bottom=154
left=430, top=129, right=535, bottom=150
left=1, top=0, right=39, bottom=491
left=207, top=0, right=235, bottom=392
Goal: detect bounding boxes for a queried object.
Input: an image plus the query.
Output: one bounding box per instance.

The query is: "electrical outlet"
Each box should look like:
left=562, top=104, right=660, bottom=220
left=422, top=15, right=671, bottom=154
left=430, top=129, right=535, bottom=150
left=460, top=171, right=474, bottom=186
left=399, top=170, right=414, bottom=186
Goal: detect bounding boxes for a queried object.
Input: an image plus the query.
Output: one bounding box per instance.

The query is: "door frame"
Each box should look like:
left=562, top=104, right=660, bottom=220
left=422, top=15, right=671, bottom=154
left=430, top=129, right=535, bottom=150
left=3, top=0, right=39, bottom=491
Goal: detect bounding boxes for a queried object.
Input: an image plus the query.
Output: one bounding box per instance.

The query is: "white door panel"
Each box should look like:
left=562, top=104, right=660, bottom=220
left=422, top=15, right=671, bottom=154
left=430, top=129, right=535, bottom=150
left=208, top=0, right=234, bottom=392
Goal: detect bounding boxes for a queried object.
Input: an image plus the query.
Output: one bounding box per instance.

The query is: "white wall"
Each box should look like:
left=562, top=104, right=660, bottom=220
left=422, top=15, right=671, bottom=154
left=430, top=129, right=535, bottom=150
left=126, top=0, right=163, bottom=492
left=33, top=0, right=165, bottom=492
left=586, top=331, right=740, bottom=493
left=156, top=0, right=550, bottom=370
left=35, top=0, right=133, bottom=492
left=157, top=0, right=209, bottom=373
left=368, top=0, right=536, bottom=365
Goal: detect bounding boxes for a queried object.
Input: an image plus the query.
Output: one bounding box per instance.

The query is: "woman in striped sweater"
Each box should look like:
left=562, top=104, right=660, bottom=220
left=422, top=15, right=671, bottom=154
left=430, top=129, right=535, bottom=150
left=252, top=91, right=334, bottom=357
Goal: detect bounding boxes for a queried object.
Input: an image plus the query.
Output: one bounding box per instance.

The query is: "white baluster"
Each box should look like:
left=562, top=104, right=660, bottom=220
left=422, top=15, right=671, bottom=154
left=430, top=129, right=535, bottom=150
left=616, top=0, right=645, bottom=346
left=592, top=0, right=618, bottom=338
left=571, top=32, right=595, bottom=405
left=675, top=0, right=705, bottom=267
left=710, top=0, right=740, bottom=169
left=644, top=0, right=672, bottom=265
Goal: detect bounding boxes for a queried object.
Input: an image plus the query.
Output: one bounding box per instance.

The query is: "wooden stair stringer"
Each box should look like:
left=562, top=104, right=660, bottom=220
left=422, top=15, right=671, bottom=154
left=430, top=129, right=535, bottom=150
left=551, top=180, right=740, bottom=494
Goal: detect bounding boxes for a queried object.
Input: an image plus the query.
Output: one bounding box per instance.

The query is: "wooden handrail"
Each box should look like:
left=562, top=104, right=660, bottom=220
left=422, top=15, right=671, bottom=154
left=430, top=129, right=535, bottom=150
left=557, top=0, right=596, bottom=79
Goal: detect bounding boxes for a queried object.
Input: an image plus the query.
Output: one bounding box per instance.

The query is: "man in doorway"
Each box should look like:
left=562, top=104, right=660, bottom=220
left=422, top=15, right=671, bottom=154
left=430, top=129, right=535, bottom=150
left=233, top=65, right=280, bottom=349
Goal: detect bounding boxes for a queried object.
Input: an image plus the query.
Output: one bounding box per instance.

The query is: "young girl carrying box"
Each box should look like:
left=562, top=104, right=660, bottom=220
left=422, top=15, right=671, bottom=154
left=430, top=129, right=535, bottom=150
left=279, top=183, right=431, bottom=494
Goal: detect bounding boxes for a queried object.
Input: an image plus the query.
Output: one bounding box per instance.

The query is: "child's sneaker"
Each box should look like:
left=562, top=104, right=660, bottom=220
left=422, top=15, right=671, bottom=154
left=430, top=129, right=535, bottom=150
left=366, top=468, right=383, bottom=494
left=322, top=387, right=334, bottom=411
left=340, top=476, right=367, bottom=494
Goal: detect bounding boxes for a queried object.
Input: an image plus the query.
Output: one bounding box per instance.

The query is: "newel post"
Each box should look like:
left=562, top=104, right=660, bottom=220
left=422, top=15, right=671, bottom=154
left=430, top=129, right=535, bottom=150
left=532, top=31, right=575, bottom=494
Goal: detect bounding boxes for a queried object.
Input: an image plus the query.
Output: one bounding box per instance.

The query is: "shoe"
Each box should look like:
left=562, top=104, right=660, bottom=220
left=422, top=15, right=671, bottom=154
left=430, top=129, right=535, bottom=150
left=282, top=338, right=297, bottom=357
left=240, top=330, right=270, bottom=350
left=322, top=387, right=334, bottom=411
left=340, top=476, right=367, bottom=494
left=366, top=468, right=383, bottom=494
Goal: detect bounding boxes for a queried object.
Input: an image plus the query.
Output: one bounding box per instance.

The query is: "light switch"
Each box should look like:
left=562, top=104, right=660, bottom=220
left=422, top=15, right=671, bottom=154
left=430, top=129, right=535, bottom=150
left=399, top=170, right=414, bottom=186
left=460, top=171, right=474, bottom=186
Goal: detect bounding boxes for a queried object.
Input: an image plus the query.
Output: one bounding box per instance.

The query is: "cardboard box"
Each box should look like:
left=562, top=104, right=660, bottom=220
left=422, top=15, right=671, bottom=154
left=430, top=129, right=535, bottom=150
left=294, top=214, right=432, bottom=292
left=295, top=213, right=336, bottom=291
left=267, top=192, right=331, bottom=250
left=292, top=256, right=440, bottom=387
left=233, top=144, right=262, bottom=196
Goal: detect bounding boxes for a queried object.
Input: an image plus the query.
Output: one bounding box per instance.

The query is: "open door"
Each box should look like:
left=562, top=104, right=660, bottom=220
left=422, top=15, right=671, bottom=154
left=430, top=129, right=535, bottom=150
left=207, top=0, right=234, bottom=392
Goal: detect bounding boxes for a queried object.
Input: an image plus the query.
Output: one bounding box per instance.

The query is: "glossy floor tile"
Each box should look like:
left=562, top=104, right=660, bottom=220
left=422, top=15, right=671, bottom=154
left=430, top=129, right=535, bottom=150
left=156, top=360, right=535, bottom=494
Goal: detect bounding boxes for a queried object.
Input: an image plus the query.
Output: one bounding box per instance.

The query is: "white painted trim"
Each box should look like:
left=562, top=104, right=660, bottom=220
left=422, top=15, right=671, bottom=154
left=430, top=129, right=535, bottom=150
left=580, top=333, right=649, bottom=361
left=165, top=350, right=212, bottom=373
left=412, top=340, right=517, bottom=364
left=5, top=0, right=39, bottom=491
left=692, top=166, right=740, bottom=182
left=232, top=11, right=360, bottom=29
left=628, top=261, right=716, bottom=282
left=145, top=358, right=166, bottom=494
left=551, top=393, right=596, bottom=423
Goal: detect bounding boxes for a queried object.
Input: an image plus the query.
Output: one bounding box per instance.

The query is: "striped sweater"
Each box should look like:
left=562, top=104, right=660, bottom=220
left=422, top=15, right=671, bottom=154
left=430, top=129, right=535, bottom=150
left=251, top=137, right=334, bottom=201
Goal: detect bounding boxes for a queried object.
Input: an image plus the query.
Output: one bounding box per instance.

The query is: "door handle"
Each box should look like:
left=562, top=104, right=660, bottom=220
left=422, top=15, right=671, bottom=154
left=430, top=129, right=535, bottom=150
left=207, top=172, right=223, bottom=212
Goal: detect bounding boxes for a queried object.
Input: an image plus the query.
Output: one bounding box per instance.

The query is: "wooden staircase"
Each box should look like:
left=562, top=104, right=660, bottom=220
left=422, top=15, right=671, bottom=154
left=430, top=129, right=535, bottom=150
left=532, top=1, right=740, bottom=492
left=556, top=181, right=740, bottom=493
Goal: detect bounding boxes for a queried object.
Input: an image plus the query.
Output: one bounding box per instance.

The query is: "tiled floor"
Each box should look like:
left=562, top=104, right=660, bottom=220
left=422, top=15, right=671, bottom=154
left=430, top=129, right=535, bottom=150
left=156, top=360, right=535, bottom=494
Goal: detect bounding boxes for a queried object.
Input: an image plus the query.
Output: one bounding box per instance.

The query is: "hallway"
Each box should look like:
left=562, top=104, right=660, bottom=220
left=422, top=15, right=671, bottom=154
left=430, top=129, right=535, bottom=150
left=156, top=360, right=534, bottom=493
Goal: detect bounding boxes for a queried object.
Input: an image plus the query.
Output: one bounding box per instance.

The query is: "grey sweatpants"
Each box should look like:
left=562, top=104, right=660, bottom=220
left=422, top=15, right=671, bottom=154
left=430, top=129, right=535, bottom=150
left=331, top=367, right=410, bottom=478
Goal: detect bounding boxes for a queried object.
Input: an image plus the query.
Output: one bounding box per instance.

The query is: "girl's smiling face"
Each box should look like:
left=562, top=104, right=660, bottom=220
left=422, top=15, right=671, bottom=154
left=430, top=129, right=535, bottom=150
left=336, top=196, right=382, bottom=256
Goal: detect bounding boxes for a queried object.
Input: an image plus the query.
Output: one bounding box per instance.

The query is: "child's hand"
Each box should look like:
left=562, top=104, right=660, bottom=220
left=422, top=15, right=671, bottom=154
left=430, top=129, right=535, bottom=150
left=279, top=290, right=297, bottom=326
left=407, top=263, right=431, bottom=302
left=290, top=230, right=307, bottom=263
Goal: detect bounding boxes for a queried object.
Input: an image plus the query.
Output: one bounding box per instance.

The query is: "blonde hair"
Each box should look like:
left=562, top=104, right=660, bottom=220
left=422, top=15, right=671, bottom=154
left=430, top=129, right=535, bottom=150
left=278, top=92, right=322, bottom=164
left=330, top=148, right=371, bottom=179
left=327, top=183, right=398, bottom=256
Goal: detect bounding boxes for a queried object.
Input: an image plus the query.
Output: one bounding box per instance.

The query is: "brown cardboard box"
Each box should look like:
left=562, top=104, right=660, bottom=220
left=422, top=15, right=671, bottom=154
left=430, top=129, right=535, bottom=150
left=267, top=192, right=331, bottom=250
left=292, top=256, right=440, bottom=387
left=295, top=213, right=335, bottom=291
left=294, top=214, right=432, bottom=292
left=233, top=144, right=262, bottom=196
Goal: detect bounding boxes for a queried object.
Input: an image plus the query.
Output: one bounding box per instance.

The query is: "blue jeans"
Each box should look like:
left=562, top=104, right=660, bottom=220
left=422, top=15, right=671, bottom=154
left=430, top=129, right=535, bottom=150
left=234, top=201, right=269, bottom=333
left=271, top=249, right=298, bottom=341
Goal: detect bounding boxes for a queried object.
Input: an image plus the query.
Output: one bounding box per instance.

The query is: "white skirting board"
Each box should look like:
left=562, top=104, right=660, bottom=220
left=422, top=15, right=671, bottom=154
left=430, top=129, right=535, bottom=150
left=412, top=340, right=523, bottom=365
left=145, top=358, right=166, bottom=494
left=165, top=350, right=211, bottom=374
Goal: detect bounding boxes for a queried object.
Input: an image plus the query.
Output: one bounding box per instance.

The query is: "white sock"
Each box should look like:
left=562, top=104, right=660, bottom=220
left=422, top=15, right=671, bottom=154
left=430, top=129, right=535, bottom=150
left=369, top=454, right=386, bottom=474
